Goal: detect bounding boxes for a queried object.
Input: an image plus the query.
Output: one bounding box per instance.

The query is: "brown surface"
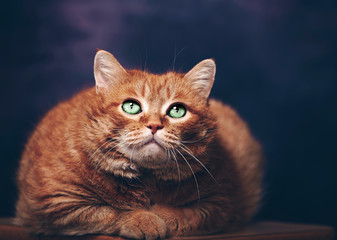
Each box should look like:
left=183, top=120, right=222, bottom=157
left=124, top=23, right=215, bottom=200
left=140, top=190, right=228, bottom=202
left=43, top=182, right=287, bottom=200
left=0, top=218, right=334, bottom=240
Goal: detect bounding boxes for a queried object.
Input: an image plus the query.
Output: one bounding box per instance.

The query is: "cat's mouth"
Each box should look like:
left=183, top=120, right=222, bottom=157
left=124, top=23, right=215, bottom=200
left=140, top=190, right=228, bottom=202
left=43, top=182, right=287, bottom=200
left=143, top=138, right=163, bottom=149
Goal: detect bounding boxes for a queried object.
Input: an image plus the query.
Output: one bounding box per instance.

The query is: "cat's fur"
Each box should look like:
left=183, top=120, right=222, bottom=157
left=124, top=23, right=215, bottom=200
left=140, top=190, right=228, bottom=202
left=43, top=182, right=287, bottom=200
left=16, top=50, right=263, bottom=239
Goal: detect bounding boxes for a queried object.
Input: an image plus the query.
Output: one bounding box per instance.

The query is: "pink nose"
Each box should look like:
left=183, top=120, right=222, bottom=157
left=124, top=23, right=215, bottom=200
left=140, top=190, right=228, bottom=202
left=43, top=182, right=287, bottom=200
left=146, top=123, right=164, bottom=134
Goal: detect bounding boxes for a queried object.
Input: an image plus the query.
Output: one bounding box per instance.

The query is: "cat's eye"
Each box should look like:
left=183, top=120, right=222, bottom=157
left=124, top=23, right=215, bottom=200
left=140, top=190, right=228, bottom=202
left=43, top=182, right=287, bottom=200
left=122, top=100, right=142, bottom=115
left=167, top=104, right=186, bottom=118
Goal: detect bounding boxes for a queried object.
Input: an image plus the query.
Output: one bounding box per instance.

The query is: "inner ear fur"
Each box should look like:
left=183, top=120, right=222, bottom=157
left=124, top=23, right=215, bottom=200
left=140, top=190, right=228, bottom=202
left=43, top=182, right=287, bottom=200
left=184, top=59, right=216, bottom=100
left=94, top=50, right=127, bottom=94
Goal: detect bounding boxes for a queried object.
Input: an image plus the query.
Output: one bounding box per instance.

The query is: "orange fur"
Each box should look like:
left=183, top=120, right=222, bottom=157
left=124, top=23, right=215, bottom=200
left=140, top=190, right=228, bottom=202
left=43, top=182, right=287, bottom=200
left=16, top=50, right=263, bottom=240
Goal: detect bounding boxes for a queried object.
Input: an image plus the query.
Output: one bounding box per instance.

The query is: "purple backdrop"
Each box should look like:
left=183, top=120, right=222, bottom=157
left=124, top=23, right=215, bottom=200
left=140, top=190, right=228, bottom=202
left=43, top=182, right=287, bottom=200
left=1, top=0, right=337, bottom=230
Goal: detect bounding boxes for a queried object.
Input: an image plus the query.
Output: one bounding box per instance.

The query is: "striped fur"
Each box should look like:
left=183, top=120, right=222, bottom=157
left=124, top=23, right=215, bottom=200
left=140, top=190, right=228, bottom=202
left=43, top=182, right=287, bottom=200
left=16, top=50, right=263, bottom=239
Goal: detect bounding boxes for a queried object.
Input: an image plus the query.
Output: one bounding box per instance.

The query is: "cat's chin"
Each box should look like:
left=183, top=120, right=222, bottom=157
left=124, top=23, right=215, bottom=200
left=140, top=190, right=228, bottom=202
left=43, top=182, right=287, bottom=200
left=128, top=141, right=169, bottom=168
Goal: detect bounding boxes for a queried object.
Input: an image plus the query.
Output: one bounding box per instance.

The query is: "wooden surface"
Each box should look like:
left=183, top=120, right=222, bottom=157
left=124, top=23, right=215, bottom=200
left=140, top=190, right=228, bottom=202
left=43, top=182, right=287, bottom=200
left=0, top=218, right=334, bottom=240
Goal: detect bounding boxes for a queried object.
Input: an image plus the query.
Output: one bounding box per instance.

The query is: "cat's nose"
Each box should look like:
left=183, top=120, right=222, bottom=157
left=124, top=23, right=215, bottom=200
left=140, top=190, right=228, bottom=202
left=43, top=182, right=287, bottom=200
left=146, top=123, right=164, bottom=134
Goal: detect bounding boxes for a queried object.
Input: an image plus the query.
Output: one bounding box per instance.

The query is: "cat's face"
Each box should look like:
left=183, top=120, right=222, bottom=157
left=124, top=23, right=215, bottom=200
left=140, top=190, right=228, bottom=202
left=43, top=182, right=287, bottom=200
left=89, top=50, right=216, bottom=177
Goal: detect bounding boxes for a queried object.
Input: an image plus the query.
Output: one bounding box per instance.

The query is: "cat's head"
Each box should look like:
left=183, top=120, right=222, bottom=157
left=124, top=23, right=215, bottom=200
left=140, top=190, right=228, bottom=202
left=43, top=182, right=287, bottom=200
left=88, top=50, right=217, bottom=180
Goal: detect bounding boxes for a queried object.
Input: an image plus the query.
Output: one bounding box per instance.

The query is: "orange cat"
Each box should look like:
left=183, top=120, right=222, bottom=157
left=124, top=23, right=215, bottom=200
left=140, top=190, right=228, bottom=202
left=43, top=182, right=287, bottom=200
left=16, top=50, right=263, bottom=239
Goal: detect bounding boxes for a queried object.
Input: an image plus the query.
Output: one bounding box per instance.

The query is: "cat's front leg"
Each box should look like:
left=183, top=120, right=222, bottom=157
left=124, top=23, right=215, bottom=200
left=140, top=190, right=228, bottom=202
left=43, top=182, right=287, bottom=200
left=150, top=203, right=226, bottom=237
left=117, top=209, right=167, bottom=240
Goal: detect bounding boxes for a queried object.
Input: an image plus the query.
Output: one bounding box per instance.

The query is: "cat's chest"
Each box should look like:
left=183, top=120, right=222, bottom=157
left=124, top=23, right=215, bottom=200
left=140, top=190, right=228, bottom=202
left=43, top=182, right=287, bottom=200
left=98, top=174, right=198, bottom=207
left=147, top=180, right=197, bottom=206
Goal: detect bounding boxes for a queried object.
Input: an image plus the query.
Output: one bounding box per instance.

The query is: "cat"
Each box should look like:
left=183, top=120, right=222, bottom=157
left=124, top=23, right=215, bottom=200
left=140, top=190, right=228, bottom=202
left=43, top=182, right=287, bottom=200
left=15, top=49, right=263, bottom=240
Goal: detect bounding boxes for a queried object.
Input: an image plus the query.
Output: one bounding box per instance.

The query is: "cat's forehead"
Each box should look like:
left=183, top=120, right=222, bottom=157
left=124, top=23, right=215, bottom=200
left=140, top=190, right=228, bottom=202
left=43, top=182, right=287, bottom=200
left=111, top=70, right=198, bottom=114
left=132, top=72, right=184, bottom=104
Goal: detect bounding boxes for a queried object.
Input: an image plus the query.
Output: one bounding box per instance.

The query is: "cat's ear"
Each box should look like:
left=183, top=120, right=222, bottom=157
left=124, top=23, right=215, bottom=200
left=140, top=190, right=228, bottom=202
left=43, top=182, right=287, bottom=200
left=184, top=59, right=216, bottom=100
left=94, top=50, right=127, bottom=94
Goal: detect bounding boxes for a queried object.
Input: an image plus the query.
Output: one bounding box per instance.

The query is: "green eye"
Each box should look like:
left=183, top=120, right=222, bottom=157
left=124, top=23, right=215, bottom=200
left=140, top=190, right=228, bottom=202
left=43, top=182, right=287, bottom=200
left=168, top=104, right=186, bottom=118
left=122, top=100, right=141, bottom=115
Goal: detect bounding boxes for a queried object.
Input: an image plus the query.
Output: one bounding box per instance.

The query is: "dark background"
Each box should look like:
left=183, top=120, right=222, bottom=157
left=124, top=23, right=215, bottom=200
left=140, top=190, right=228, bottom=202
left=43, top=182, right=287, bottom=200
left=1, top=0, right=337, bottom=231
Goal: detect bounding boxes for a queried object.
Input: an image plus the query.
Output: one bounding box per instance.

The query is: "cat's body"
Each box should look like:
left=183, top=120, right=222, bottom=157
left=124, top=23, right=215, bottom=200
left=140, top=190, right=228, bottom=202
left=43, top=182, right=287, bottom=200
left=16, top=50, right=263, bottom=239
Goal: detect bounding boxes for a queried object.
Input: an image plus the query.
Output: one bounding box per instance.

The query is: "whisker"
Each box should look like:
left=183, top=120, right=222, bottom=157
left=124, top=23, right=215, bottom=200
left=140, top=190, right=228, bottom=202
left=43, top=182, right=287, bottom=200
left=172, top=45, right=189, bottom=73
left=92, top=135, right=128, bottom=175
left=180, top=135, right=207, bottom=144
left=170, top=148, right=181, bottom=197
left=179, top=144, right=219, bottom=185
left=176, top=148, right=200, bottom=205
left=88, top=137, right=117, bottom=163
left=93, top=142, right=120, bottom=177
left=180, top=128, right=219, bottom=144
left=168, top=143, right=181, bottom=184
left=129, top=143, right=136, bottom=164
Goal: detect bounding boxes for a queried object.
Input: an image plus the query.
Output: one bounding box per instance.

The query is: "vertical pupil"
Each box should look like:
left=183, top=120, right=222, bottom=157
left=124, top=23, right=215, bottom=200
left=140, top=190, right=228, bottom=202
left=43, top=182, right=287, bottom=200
left=130, top=103, right=133, bottom=109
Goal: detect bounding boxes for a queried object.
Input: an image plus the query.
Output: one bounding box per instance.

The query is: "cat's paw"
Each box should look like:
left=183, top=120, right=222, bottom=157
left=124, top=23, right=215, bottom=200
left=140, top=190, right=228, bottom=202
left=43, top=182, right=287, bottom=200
left=119, top=210, right=167, bottom=240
